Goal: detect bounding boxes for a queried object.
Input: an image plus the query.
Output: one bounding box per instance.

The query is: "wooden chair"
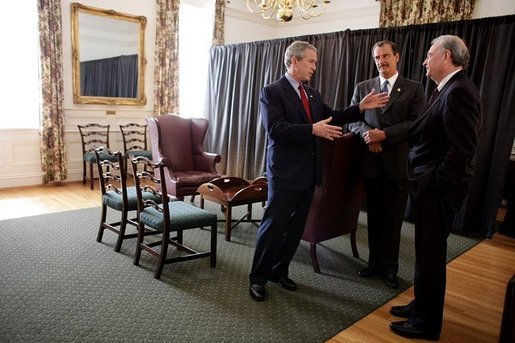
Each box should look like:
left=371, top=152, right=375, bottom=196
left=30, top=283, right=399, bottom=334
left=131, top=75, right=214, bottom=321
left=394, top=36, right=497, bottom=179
left=302, top=133, right=365, bottom=273
left=94, top=147, right=160, bottom=252
left=78, top=123, right=116, bottom=190
left=131, top=156, right=218, bottom=279
left=146, top=114, right=221, bottom=201
left=119, top=123, right=152, bottom=174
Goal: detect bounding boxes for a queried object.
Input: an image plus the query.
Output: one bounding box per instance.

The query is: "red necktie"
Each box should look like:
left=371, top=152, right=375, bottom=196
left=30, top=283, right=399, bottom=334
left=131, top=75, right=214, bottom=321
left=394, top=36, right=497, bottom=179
left=298, top=84, right=312, bottom=123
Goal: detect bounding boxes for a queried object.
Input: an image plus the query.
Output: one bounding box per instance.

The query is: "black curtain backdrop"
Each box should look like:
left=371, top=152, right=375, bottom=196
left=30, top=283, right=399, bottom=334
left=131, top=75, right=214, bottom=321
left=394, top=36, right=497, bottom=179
left=205, top=15, right=515, bottom=237
left=80, top=54, right=138, bottom=98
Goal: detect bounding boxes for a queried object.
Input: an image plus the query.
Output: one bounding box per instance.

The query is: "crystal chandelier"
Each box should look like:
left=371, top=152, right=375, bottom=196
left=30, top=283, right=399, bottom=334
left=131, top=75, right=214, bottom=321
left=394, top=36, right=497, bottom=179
left=246, top=0, right=331, bottom=23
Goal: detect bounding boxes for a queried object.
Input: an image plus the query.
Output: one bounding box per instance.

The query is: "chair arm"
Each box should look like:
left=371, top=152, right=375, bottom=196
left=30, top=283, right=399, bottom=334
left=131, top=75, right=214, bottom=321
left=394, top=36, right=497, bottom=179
left=194, top=152, right=221, bottom=173
left=160, top=158, right=180, bottom=182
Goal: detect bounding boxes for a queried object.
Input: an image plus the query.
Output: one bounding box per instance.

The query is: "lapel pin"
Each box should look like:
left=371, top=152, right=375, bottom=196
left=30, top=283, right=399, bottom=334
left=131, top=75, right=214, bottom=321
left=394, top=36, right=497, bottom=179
left=397, top=88, right=401, bottom=92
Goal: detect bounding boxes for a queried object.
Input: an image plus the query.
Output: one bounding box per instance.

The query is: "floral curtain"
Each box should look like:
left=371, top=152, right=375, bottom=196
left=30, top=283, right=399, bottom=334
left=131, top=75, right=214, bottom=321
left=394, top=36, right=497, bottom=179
left=38, top=0, right=67, bottom=183
left=379, top=0, right=475, bottom=27
left=153, top=0, right=180, bottom=115
left=213, top=0, right=225, bottom=45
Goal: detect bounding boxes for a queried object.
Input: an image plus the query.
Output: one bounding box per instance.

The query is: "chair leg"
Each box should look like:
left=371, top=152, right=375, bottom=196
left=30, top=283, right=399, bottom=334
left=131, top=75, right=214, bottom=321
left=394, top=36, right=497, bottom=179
left=154, top=233, right=169, bottom=279
left=350, top=231, right=359, bottom=258
left=133, top=223, right=144, bottom=266
left=176, top=230, right=183, bottom=245
left=82, top=161, right=87, bottom=185
left=89, top=162, right=94, bottom=190
left=114, top=210, right=128, bottom=252
left=97, top=205, right=108, bottom=243
left=210, top=223, right=217, bottom=268
left=310, top=242, right=321, bottom=274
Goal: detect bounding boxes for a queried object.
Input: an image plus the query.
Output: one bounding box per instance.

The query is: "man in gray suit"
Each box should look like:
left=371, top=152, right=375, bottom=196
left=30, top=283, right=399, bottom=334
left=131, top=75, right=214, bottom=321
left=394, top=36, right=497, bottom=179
left=348, top=40, right=425, bottom=288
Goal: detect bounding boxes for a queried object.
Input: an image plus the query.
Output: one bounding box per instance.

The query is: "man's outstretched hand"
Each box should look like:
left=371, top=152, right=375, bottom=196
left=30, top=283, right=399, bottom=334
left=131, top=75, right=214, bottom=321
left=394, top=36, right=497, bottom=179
left=359, top=89, right=389, bottom=112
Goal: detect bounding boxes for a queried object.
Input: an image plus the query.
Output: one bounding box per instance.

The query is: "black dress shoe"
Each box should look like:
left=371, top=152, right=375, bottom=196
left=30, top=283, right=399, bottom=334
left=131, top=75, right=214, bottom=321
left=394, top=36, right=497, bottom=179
left=358, top=266, right=379, bottom=278
left=389, top=304, right=411, bottom=318
left=385, top=273, right=399, bottom=288
left=270, top=276, right=298, bottom=291
left=390, top=321, right=439, bottom=340
left=249, top=284, right=266, bottom=302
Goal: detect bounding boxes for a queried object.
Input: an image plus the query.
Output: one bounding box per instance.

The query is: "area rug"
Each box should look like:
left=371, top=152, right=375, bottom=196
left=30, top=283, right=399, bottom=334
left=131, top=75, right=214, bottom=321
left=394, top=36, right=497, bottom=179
left=0, top=203, right=480, bottom=342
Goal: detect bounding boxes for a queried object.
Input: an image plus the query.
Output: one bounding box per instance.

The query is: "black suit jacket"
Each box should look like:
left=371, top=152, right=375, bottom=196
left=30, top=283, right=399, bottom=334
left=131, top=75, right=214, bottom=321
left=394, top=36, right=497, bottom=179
left=348, top=76, right=425, bottom=179
left=260, top=76, right=363, bottom=191
left=407, top=71, right=481, bottom=207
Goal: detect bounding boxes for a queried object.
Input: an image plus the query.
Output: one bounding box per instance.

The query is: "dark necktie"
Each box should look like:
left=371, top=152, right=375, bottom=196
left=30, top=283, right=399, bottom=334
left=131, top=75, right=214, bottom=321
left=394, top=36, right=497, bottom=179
left=428, top=88, right=440, bottom=105
left=381, top=80, right=389, bottom=94
left=299, top=84, right=312, bottom=123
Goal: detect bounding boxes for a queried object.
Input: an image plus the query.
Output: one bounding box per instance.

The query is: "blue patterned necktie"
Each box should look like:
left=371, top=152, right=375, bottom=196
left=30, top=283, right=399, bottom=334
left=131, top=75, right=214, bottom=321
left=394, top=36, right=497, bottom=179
left=381, top=80, right=389, bottom=94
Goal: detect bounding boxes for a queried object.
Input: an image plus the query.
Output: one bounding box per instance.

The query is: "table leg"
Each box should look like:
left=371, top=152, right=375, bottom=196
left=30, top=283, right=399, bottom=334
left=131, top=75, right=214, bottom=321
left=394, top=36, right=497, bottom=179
left=225, top=205, right=232, bottom=241
left=247, top=203, right=252, bottom=220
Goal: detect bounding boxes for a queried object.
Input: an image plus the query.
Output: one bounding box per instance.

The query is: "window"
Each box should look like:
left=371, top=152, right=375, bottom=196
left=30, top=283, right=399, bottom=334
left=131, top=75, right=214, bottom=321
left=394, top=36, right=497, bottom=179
left=0, top=2, right=40, bottom=129
left=179, top=0, right=215, bottom=118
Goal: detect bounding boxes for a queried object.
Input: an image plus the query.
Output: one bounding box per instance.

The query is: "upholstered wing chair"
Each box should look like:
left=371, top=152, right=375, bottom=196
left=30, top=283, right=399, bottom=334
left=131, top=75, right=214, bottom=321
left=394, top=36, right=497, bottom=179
left=146, top=114, right=221, bottom=201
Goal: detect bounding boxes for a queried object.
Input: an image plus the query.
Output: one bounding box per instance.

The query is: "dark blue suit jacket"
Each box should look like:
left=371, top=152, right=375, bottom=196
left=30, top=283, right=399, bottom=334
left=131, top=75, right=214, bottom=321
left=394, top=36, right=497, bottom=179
left=260, top=76, right=363, bottom=191
left=407, top=71, right=481, bottom=208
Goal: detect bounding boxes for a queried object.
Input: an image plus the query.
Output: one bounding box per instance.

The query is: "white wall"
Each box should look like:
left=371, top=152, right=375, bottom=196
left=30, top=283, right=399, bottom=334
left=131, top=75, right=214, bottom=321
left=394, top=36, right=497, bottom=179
left=225, top=0, right=381, bottom=44
left=0, top=0, right=514, bottom=188
left=225, top=0, right=515, bottom=44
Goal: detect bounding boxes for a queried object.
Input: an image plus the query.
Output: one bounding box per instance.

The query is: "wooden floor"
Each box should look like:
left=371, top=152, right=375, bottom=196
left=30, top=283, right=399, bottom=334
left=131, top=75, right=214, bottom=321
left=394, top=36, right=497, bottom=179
left=1, top=181, right=514, bottom=342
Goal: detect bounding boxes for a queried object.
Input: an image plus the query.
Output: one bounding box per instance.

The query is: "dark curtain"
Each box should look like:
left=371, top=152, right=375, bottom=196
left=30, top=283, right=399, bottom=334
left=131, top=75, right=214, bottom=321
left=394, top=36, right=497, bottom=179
left=80, top=54, right=138, bottom=97
left=205, top=15, right=515, bottom=237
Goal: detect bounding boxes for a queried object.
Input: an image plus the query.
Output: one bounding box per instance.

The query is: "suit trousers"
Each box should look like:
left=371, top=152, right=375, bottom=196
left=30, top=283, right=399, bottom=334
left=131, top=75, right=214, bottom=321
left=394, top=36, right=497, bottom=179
left=409, top=190, right=454, bottom=335
left=249, top=186, right=315, bottom=286
left=364, top=175, right=408, bottom=274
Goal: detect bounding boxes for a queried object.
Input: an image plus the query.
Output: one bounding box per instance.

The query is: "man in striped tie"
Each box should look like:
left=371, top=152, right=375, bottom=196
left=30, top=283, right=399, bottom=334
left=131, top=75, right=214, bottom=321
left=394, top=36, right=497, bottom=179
left=347, top=40, right=426, bottom=289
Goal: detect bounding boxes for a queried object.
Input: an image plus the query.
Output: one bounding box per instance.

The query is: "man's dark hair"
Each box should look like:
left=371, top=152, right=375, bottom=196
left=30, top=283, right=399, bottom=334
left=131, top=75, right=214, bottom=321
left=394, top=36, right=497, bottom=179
left=371, top=40, right=399, bottom=56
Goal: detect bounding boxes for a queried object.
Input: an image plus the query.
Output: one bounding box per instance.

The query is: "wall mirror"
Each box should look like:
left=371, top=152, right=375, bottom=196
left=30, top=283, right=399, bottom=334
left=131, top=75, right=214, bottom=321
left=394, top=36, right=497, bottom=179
left=71, top=3, right=147, bottom=105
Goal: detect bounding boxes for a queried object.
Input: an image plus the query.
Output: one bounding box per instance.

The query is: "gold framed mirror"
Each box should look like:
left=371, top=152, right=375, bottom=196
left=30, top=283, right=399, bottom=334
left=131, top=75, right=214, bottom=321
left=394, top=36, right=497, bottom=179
left=71, top=3, right=147, bottom=105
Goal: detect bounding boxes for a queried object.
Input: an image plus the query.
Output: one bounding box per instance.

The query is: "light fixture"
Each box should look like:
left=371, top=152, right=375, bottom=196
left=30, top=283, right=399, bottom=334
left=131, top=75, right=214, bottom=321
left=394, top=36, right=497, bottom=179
left=246, top=0, right=331, bottom=23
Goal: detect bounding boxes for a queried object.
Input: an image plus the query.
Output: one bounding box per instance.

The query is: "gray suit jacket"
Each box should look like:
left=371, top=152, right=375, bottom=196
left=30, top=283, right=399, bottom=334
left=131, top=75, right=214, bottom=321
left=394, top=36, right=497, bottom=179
left=347, top=76, right=425, bottom=179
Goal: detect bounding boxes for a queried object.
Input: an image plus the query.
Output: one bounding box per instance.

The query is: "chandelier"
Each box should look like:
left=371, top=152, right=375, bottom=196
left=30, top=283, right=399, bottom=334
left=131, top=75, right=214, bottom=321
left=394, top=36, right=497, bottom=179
left=246, top=0, right=331, bottom=23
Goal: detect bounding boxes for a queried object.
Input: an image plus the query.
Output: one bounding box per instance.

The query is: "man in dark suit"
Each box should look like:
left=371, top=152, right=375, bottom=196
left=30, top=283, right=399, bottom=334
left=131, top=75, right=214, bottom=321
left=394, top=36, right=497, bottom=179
left=389, top=35, right=481, bottom=340
left=249, top=40, right=389, bottom=302
left=348, top=40, right=425, bottom=288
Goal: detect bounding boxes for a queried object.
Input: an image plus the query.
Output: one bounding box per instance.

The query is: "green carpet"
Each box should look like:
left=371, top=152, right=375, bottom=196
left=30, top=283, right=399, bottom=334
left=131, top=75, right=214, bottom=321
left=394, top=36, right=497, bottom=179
left=0, top=202, right=480, bottom=342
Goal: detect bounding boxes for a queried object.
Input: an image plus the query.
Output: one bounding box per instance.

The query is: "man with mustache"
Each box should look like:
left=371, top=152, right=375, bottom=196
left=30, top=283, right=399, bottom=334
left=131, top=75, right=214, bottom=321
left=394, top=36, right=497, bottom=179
left=348, top=40, right=425, bottom=288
